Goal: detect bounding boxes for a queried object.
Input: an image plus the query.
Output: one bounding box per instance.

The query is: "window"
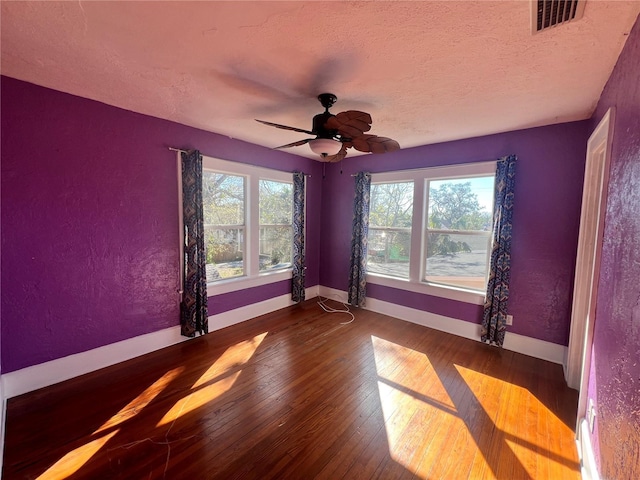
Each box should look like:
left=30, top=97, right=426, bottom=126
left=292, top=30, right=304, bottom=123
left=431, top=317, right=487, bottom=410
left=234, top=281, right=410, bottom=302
left=202, top=157, right=296, bottom=292
left=367, top=162, right=496, bottom=302
left=367, top=181, right=414, bottom=279
left=259, top=179, right=293, bottom=271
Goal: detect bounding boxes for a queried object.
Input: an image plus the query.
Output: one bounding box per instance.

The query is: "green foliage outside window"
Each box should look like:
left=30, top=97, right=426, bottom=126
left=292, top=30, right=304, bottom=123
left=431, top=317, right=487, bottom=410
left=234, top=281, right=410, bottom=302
left=259, top=180, right=293, bottom=269
left=202, top=172, right=245, bottom=266
left=428, top=181, right=491, bottom=231
left=427, top=181, right=492, bottom=257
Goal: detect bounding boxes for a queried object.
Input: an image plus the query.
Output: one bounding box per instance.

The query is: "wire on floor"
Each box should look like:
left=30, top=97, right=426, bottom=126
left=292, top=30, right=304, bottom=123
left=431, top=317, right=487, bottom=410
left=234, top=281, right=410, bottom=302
left=317, top=295, right=355, bottom=324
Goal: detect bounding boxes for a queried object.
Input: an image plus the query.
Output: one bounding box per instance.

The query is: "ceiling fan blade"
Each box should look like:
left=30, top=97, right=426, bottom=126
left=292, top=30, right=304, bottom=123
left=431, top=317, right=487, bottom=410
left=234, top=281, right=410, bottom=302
left=321, top=143, right=350, bottom=163
left=255, top=119, right=314, bottom=135
left=213, top=69, right=293, bottom=102
left=274, top=138, right=313, bottom=149
left=352, top=135, right=400, bottom=154
left=324, top=111, right=372, bottom=139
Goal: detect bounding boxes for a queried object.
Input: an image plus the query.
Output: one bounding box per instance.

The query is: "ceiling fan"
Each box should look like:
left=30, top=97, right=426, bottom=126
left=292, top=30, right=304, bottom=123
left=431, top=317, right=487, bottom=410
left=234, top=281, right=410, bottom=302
left=256, top=93, right=400, bottom=163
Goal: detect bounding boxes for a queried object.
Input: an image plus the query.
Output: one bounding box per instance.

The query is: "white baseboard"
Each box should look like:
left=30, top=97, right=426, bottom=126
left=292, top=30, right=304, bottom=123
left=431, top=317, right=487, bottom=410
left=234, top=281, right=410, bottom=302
left=208, top=285, right=318, bottom=331
left=1, top=326, right=188, bottom=400
left=0, top=283, right=563, bottom=469
left=318, top=286, right=567, bottom=365
left=1, top=286, right=319, bottom=400
left=2, top=284, right=562, bottom=400
left=577, top=417, right=601, bottom=480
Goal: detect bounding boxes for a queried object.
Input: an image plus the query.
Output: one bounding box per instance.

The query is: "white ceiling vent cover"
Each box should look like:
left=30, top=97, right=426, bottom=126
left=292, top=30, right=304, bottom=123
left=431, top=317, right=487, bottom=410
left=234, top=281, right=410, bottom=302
left=532, top=0, right=586, bottom=34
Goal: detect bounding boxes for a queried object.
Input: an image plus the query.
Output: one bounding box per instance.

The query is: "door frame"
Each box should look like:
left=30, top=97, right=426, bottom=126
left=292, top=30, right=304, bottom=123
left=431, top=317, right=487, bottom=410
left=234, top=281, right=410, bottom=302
left=565, top=108, right=614, bottom=421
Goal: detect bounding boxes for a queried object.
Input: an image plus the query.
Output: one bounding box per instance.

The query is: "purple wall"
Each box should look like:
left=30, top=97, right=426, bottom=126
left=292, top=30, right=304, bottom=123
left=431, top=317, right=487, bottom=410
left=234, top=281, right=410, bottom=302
left=320, top=121, right=590, bottom=346
left=586, top=13, right=640, bottom=479
left=0, top=69, right=600, bottom=374
left=1, top=77, right=322, bottom=373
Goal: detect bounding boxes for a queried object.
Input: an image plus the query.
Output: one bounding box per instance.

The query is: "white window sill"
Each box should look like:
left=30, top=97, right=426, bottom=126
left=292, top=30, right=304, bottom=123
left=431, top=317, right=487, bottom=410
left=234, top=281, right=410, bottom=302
left=366, top=273, right=485, bottom=305
left=208, top=269, right=292, bottom=295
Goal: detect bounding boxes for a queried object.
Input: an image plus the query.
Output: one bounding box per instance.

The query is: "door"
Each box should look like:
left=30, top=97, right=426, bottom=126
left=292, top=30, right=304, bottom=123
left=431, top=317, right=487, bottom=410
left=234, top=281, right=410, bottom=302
left=565, top=108, right=613, bottom=425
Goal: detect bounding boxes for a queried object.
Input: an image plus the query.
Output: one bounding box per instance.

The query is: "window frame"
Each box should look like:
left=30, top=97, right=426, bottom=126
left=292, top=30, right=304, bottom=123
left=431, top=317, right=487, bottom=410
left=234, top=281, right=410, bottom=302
left=202, top=156, right=296, bottom=295
left=367, top=161, right=497, bottom=305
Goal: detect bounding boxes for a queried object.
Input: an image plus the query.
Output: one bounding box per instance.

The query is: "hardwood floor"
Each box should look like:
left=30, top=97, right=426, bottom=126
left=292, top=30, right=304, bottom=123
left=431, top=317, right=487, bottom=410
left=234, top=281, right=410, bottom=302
left=3, top=299, right=580, bottom=479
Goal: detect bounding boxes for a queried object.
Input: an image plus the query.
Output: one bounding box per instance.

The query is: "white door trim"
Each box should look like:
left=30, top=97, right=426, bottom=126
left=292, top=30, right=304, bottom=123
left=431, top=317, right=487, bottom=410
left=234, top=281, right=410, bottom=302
left=565, top=109, right=614, bottom=420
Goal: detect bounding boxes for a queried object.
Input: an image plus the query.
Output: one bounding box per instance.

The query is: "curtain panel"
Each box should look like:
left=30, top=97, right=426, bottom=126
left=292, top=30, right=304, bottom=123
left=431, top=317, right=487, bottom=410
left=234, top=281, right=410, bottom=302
left=180, top=150, right=209, bottom=337
left=481, top=154, right=517, bottom=346
left=291, top=172, right=306, bottom=302
left=348, top=172, right=372, bottom=307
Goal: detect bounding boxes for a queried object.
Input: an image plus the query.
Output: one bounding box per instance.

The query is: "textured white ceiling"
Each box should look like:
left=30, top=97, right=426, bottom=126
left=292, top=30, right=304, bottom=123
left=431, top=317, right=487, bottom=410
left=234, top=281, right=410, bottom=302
left=2, top=1, right=639, bottom=158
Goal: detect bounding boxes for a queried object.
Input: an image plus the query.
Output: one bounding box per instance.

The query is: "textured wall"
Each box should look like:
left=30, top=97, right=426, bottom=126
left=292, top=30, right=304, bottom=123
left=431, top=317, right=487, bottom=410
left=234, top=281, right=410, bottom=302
left=319, top=121, right=589, bottom=345
left=1, top=77, right=322, bottom=373
left=0, top=72, right=595, bottom=375
left=587, top=13, right=640, bottom=479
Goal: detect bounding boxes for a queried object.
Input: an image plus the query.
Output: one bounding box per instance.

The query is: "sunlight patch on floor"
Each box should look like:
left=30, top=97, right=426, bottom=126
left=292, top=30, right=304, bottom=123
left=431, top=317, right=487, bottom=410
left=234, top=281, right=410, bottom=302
left=36, top=429, right=119, bottom=480
left=94, top=367, right=185, bottom=434
left=504, top=437, right=538, bottom=479
left=156, top=332, right=267, bottom=427
left=192, top=332, right=268, bottom=388
left=453, top=364, right=503, bottom=420
left=372, top=335, right=458, bottom=477
left=455, top=363, right=580, bottom=477
left=371, top=336, right=454, bottom=411
left=157, top=371, right=241, bottom=426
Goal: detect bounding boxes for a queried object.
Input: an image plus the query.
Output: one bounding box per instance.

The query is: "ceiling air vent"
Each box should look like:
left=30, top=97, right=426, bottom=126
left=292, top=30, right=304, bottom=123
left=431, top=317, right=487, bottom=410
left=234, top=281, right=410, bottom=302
left=532, top=0, right=586, bottom=33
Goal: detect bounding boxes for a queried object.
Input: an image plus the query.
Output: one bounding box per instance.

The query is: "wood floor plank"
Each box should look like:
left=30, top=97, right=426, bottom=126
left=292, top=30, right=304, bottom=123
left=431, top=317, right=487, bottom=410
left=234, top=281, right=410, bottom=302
left=2, top=299, right=580, bottom=479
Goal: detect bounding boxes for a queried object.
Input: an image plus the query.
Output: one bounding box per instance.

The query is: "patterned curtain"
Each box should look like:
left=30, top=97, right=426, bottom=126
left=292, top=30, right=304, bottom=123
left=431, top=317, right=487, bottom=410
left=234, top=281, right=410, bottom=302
left=291, top=172, right=306, bottom=302
left=348, top=172, right=372, bottom=307
left=481, top=154, right=517, bottom=346
left=180, top=150, right=209, bottom=337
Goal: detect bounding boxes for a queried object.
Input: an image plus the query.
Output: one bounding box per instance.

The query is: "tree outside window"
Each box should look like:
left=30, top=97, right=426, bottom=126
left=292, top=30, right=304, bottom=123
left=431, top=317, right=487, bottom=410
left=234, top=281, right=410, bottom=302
left=367, top=181, right=414, bottom=279
left=425, top=176, right=494, bottom=291
left=259, top=180, right=293, bottom=271
left=202, top=172, right=246, bottom=280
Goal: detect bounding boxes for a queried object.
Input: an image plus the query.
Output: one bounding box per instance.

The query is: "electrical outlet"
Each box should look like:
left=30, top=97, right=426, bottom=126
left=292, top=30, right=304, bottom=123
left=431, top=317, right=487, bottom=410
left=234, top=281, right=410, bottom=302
left=506, top=314, right=513, bottom=326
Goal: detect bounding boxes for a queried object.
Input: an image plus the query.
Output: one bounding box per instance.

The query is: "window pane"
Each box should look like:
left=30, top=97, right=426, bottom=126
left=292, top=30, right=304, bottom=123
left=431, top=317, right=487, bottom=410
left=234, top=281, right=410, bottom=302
left=427, top=176, right=494, bottom=231
left=202, top=171, right=245, bottom=282
left=424, top=232, right=491, bottom=291
left=203, top=172, right=245, bottom=225
left=368, top=182, right=413, bottom=279
left=425, top=175, right=494, bottom=291
left=259, top=180, right=292, bottom=224
left=367, top=228, right=411, bottom=278
left=259, top=226, right=292, bottom=271
left=205, top=227, right=244, bottom=280
left=259, top=180, right=293, bottom=272
left=369, top=182, right=414, bottom=228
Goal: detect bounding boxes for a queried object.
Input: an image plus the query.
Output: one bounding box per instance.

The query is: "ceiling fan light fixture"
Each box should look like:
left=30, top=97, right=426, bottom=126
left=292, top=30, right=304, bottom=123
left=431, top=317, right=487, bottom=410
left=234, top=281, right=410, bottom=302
left=309, top=138, right=342, bottom=157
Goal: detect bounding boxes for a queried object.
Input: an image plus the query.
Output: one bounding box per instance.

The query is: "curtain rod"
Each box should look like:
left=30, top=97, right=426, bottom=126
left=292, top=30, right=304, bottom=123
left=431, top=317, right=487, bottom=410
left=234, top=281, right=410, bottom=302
left=170, top=147, right=311, bottom=177
left=168, top=147, right=188, bottom=154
